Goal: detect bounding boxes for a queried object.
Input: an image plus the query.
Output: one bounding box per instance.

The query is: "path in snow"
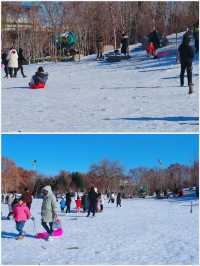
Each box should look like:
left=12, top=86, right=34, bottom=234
left=1, top=198, right=199, bottom=265
left=2, top=32, right=199, bottom=132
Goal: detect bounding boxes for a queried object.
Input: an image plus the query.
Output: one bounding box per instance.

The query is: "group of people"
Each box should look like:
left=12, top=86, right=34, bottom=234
left=1, top=47, right=48, bottom=89
left=59, top=188, right=104, bottom=216
left=96, top=32, right=129, bottom=60
left=3, top=185, right=123, bottom=241
left=1, top=47, right=27, bottom=78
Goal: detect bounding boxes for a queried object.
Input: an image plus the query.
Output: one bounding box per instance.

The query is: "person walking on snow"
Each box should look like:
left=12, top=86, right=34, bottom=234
left=87, top=187, right=98, bottom=217
left=1, top=49, right=9, bottom=78
left=116, top=192, right=122, bottom=207
left=41, top=185, right=57, bottom=241
left=7, top=192, right=16, bottom=220
left=16, top=48, right=27, bottom=78
left=12, top=198, right=31, bottom=240
left=178, top=34, right=194, bottom=94
left=148, top=29, right=160, bottom=58
left=6, top=47, right=18, bottom=78
left=60, top=197, right=66, bottom=213
left=22, top=187, right=33, bottom=210
left=65, top=191, right=72, bottom=213
left=75, top=195, right=81, bottom=214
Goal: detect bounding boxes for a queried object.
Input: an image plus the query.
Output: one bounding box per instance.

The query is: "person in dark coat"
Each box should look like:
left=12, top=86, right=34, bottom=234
left=96, top=33, right=104, bottom=59
left=1, top=49, right=9, bottom=78
left=29, top=66, right=48, bottom=88
left=65, top=191, right=72, bottom=213
left=16, top=48, right=27, bottom=78
left=81, top=193, right=89, bottom=212
left=178, top=34, right=194, bottom=94
left=121, top=33, right=129, bottom=56
left=116, top=192, right=122, bottom=207
left=148, top=29, right=160, bottom=49
left=21, top=188, right=33, bottom=209
left=87, top=187, right=98, bottom=217
left=193, top=22, right=199, bottom=53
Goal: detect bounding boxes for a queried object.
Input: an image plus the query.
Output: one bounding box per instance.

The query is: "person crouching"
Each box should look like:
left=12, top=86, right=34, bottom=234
left=29, top=66, right=48, bottom=89
left=12, top=198, right=31, bottom=240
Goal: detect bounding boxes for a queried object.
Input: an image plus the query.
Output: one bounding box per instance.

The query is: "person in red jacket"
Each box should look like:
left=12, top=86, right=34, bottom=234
left=75, top=195, right=81, bottom=214
left=12, top=198, right=31, bottom=240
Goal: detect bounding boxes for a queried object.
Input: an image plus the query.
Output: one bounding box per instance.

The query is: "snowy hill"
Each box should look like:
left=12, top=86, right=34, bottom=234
left=2, top=32, right=199, bottom=132
left=1, top=198, right=198, bottom=265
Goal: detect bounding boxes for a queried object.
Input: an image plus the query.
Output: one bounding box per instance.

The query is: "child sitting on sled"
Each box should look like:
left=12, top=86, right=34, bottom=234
left=29, top=66, right=48, bottom=89
left=12, top=198, right=31, bottom=240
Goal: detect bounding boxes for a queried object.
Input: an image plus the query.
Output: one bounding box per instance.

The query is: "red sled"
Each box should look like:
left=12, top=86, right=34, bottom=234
left=36, top=228, right=63, bottom=239
left=30, top=83, right=46, bottom=89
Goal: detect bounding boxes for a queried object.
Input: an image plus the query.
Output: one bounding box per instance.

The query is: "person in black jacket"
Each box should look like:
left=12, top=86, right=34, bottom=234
left=16, top=48, right=27, bottom=78
left=65, top=191, right=72, bottom=213
left=178, top=34, right=194, bottom=94
left=96, top=32, right=104, bottom=60
left=1, top=49, right=9, bottom=78
left=116, top=192, right=122, bottom=207
left=87, top=187, right=98, bottom=217
left=148, top=29, right=160, bottom=58
left=121, top=33, right=129, bottom=56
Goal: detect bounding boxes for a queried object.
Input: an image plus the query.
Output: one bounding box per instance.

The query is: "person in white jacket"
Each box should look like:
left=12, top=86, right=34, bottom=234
left=6, top=48, right=18, bottom=78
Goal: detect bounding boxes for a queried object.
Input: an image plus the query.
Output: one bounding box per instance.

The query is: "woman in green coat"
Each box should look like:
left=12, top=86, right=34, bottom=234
left=41, top=185, right=57, bottom=240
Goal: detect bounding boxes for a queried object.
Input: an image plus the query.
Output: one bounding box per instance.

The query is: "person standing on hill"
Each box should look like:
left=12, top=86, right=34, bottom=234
left=41, top=185, right=57, bottom=241
left=22, top=188, right=33, bottom=210
left=116, top=192, right=122, bottom=207
left=1, top=49, right=9, bottom=78
left=121, top=33, right=129, bottom=56
left=16, top=48, right=27, bottom=78
left=6, top=47, right=18, bottom=78
left=96, top=32, right=104, bottom=60
left=87, top=187, right=98, bottom=217
left=178, top=34, right=194, bottom=94
left=148, top=29, right=160, bottom=58
left=65, top=191, right=72, bottom=213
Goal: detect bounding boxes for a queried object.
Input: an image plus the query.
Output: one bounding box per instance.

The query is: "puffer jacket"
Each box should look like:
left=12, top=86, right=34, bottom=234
left=13, top=202, right=31, bottom=222
left=32, top=72, right=48, bottom=85
left=7, top=49, right=18, bottom=68
left=41, top=186, right=57, bottom=223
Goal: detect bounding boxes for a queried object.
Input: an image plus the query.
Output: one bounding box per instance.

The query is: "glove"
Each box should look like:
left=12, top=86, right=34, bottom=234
left=31, top=216, right=35, bottom=221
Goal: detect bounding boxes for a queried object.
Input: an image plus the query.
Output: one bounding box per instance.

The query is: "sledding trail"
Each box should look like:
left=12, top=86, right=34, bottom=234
left=1, top=198, right=198, bottom=265
left=2, top=32, right=199, bottom=132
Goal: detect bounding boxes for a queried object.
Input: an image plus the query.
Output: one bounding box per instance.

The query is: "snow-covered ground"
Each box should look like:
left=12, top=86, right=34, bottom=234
left=1, top=198, right=199, bottom=265
left=2, top=32, right=199, bottom=132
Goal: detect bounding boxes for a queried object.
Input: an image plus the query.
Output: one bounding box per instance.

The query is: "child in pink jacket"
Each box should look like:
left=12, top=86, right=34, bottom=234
left=12, top=198, right=31, bottom=240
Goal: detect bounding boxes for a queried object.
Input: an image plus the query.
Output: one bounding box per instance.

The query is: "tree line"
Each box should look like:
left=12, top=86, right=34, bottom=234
left=1, top=1, right=199, bottom=60
left=2, top=157, right=199, bottom=197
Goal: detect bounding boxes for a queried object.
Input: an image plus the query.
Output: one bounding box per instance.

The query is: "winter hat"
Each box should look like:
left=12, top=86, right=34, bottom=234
left=38, top=66, right=44, bottom=73
left=43, top=185, right=52, bottom=194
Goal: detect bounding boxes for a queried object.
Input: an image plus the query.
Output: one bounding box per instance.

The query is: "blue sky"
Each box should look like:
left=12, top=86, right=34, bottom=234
left=2, top=134, right=198, bottom=176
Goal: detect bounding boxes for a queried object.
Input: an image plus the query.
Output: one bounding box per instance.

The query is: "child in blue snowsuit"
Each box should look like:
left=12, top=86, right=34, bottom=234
left=60, top=198, right=66, bottom=213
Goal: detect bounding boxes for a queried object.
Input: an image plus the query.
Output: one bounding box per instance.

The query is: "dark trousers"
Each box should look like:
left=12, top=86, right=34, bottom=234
left=66, top=204, right=71, bottom=213
left=117, top=201, right=121, bottom=207
left=87, top=203, right=96, bottom=216
left=8, top=67, right=18, bottom=78
left=17, top=65, right=26, bottom=77
left=41, top=221, right=53, bottom=236
left=195, top=39, right=199, bottom=53
left=4, top=64, right=8, bottom=77
left=180, top=62, right=192, bottom=86
left=97, top=50, right=103, bottom=58
left=16, top=221, right=25, bottom=236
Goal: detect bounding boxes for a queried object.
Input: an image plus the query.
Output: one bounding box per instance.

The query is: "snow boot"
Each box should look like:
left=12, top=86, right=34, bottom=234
left=188, top=84, right=193, bottom=94
left=16, top=235, right=24, bottom=240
